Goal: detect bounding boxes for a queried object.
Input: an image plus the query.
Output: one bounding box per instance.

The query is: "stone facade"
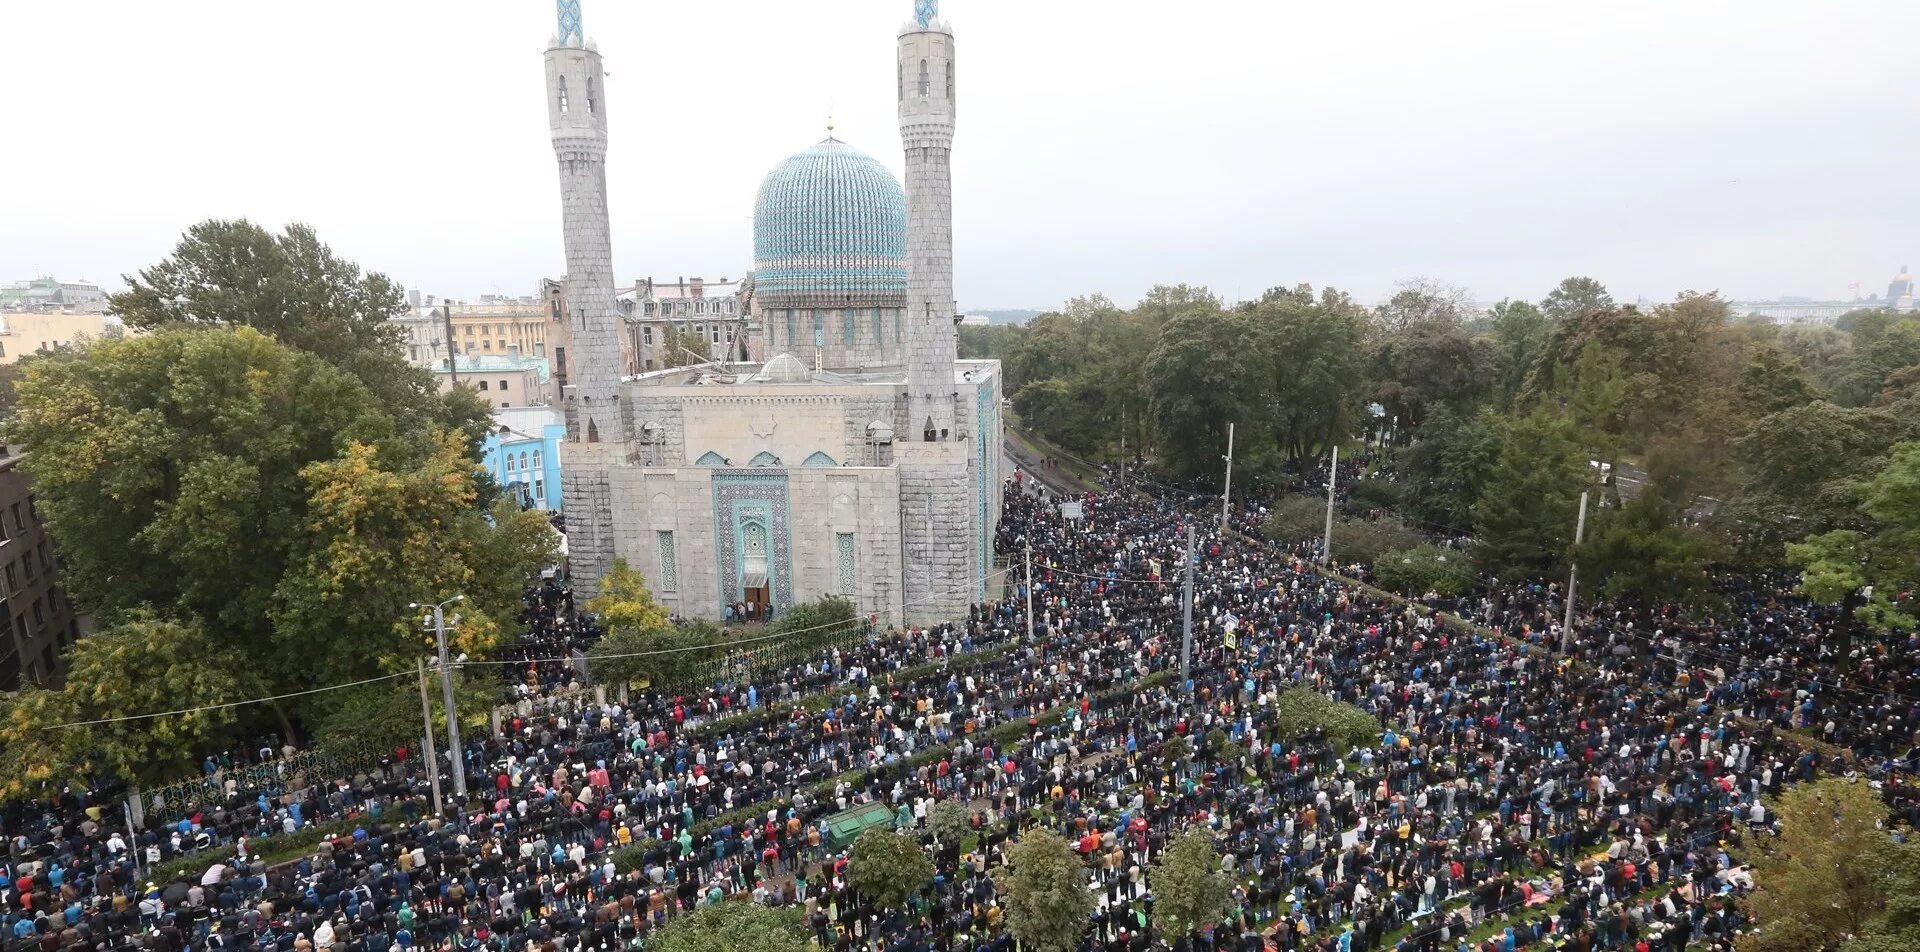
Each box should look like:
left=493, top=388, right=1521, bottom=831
left=546, top=3, right=998, bottom=629
left=899, top=19, right=959, bottom=441
left=546, top=39, right=626, bottom=451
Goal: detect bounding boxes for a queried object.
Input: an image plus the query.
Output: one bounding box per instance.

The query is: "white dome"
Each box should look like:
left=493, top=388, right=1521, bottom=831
left=752, top=353, right=812, bottom=384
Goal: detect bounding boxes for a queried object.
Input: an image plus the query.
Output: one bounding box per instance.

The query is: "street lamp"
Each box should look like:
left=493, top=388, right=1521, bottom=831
left=408, top=594, right=468, bottom=804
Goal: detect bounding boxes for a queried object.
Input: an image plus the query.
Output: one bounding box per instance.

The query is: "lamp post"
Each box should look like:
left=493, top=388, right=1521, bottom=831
left=410, top=595, right=467, bottom=805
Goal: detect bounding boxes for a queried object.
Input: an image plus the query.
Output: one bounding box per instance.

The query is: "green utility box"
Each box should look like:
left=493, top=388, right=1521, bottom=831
left=824, top=801, right=894, bottom=849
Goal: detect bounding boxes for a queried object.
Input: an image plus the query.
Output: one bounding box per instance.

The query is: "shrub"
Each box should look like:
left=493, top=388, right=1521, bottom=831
left=1274, top=687, right=1378, bottom=754
left=1375, top=544, right=1475, bottom=597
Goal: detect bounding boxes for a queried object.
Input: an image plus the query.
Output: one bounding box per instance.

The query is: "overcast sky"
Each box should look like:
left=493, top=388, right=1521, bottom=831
left=3, top=1, right=1916, bottom=311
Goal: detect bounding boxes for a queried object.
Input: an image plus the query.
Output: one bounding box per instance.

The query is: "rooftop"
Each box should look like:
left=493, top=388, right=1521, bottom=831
left=433, top=354, right=553, bottom=382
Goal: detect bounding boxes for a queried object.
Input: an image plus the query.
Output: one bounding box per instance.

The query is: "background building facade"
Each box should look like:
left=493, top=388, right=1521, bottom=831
left=617, top=276, right=751, bottom=373
left=0, top=449, right=82, bottom=689
left=431, top=354, right=553, bottom=409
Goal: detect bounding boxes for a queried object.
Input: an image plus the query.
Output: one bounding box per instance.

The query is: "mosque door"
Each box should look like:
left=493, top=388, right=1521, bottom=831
left=742, top=519, right=770, bottom=621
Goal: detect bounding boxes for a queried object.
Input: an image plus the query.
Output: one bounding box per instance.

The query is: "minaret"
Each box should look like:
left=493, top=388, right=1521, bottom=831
left=546, top=0, right=625, bottom=448
left=895, top=0, right=972, bottom=625
left=899, top=0, right=958, bottom=442
left=546, top=0, right=625, bottom=590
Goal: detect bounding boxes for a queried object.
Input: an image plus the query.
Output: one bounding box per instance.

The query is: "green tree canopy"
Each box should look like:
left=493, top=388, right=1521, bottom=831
left=643, top=902, right=811, bottom=952
left=1150, top=830, right=1231, bottom=941
left=110, top=219, right=486, bottom=447
left=1471, top=410, right=1587, bottom=579
left=586, top=557, right=672, bottom=637
left=1741, top=777, right=1919, bottom=952
left=1374, top=544, right=1475, bottom=598
left=1539, top=275, right=1615, bottom=324
left=0, top=613, right=263, bottom=794
left=1004, top=830, right=1095, bottom=952
left=1786, top=440, right=1920, bottom=630
left=847, top=828, right=935, bottom=911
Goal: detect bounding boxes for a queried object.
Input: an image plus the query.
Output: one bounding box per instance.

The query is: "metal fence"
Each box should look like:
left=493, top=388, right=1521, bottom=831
left=139, top=742, right=389, bottom=824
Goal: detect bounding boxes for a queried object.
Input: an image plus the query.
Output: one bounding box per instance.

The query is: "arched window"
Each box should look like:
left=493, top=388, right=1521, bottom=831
left=898, top=62, right=904, bottom=102
left=505, top=452, right=516, bottom=473
left=842, top=308, right=855, bottom=346
left=803, top=451, right=837, bottom=467
left=696, top=451, right=727, bottom=467
left=872, top=308, right=883, bottom=342
left=557, top=76, right=570, bottom=114
left=918, top=59, right=929, bottom=97
left=749, top=451, right=781, bottom=467
left=946, top=60, right=954, bottom=100
left=519, top=451, right=530, bottom=473
left=586, top=75, right=597, bottom=114
left=785, top=310, right=796, bottom=345
left=532, top=450, right=542, bottom=470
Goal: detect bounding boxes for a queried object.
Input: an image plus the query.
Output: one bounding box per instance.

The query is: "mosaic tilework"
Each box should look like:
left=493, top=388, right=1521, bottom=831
left=711, top=472, right=792, bottom=613
left=836, top=532, right=857, bottom=594
left=656, top=530, right=678, bottom=591
left=976, top=381, right=993, bottom=599
left=753, top=139, right=908, bottom=298
left=556, top=0, right=583, bottom=47
left=915, top=0, right=937, bottom=29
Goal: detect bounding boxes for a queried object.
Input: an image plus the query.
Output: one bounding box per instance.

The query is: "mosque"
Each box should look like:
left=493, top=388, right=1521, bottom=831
left=545, top=0, right=1001, bottom=626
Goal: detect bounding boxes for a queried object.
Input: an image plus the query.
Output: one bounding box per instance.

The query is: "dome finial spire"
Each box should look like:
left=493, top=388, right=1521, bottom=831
left=914, top=0, right=937, bottom=28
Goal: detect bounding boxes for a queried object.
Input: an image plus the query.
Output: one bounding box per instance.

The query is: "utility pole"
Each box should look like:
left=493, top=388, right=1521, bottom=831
left=1562, top=490, right=1589, bottom=654
left=1322, top=445, right=1340, bottom=566
left=1023, top=537, right=1035, bottom=642
left=1220, top=423, right=1235, bottom=532
left=441, top=303, right=459, bottom=386
left=431, top=601, right=467, bottom=802
left=1119, top=412, right=1126, bottom=488
left=417, top=658, right=443, bottom=816
left=1180, top=523, right=1195, bottom=692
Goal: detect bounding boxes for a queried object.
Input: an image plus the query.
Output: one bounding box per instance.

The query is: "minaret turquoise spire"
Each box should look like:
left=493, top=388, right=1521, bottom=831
left=557, top=0, right=584, bottom=47
left=914, top=0, right=937, bottom=29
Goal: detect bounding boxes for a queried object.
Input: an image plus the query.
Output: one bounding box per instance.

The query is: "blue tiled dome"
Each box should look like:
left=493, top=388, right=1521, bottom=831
left=753, top=138, right=907, bottom=301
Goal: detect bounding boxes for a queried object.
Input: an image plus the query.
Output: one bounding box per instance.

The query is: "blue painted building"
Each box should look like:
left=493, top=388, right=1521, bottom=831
left=483, top=406, right=566, bottom=511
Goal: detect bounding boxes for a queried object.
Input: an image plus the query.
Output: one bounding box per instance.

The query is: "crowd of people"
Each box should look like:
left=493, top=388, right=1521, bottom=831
left=0, top=464, right=1911, bottom=952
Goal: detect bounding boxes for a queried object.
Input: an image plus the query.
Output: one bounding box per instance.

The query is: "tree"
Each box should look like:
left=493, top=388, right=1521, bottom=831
left=1400, top=407, right=1504, bottom=533
left=1487, top=299, right=1551, bottom=403
left=644, top=902, right=811, bottom=952
left=0, top=614, right=263, bottom=794
left=657, top=324, right=712, bottom=368
left=1785, top=441, right=1920, bottom=631
left=1246, top=286, right=1371, bottom=463
left=1729, top=401, right=1912, bottom=551
left=1739, top=345, right=1824, bottom=415
left=1273, top=687, right=1379, bottom=753
left=586, top=557, right=672, bottom=636
left=272, top=434, right=557, bottom=687
left=1374, top=544, right=1475, bottom=598
left=588, top=621, right=721, bottom=692
left=1143, top=307, right=1260, bottom=480
left=1374, top=278, right=1472, bottom=332
left=1, top=328, right=387, bottom=642
left=1004, top=830, right=1095, bottom=952
left=308, top=670, right=500, bottom=757
left=1150, top=830, right=1231, bottom=942
left=1539, top=276, right=1614, bottom=324
left=1471, top=410, right=1587, bottom=579
left=928, top=799, right=971, bottom=850
left=1577, top=490, right=1720, bottom=610
left=110, top=219, right=484, bottom=447
left=1332, top=516, right=1424, bottom=567
left=847, top=828, right=935, bottom=912
left=1740, top=778, right=1915, bottom=952
left=1264, top=495, right=1328, bottom=545
left=1, top=326, right=553, bottom=749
